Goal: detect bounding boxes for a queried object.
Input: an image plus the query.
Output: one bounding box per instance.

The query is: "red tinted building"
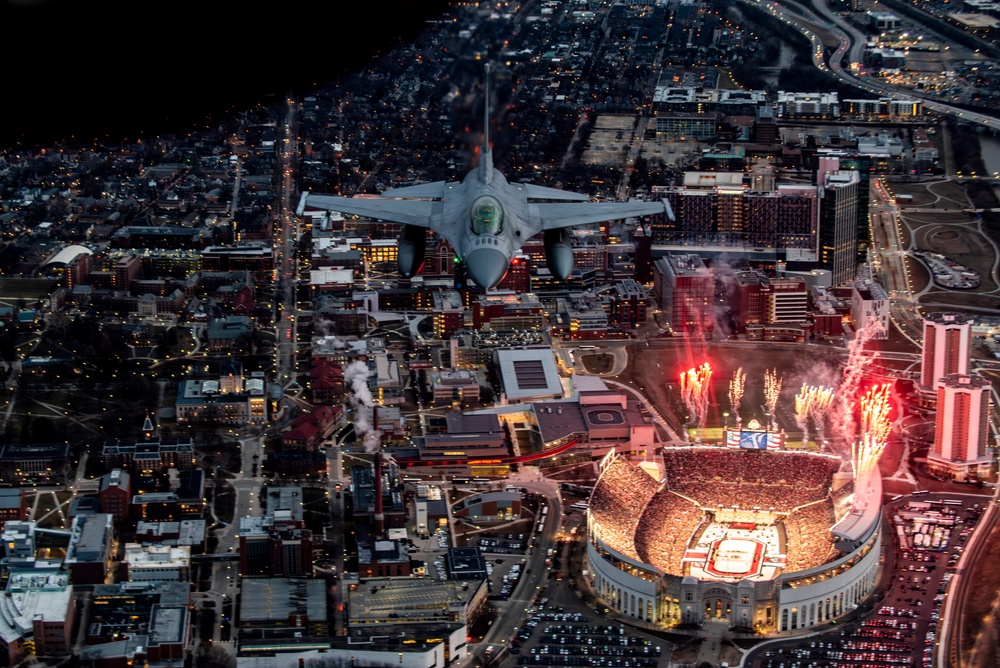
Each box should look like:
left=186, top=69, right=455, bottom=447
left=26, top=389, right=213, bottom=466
left=98, top=469, right=132, bottom=521
left=654, top=254, right=713, bottom=338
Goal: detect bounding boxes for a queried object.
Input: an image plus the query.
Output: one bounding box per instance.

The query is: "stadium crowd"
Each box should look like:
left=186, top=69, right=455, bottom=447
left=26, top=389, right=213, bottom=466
left=589, top=456, right=663, bottom=559
left=669, top=480, right=827, bottom=513
left=634, top=490, right=704, bottom=574
left=661, top=448, right=842, bottom=489
left=782, top=499, right=838, bottom=572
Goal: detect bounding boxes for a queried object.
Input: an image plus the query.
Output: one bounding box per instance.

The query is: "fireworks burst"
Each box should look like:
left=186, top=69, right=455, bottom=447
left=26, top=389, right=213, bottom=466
left=853, top=384, right=894, bottom=509
left=794, top=384, right=813, bottom=446
left=860, top=384, right=893, bottom=448
left=764, top=368, right=782, bottom=418
left=810, top=387, right=835, bottom=441
left=680, top=363, right=713, bottom=428
left=829, top=318, right=885, bottom=454
left=794, top=385, right=836, bottom=446
left=729, top=367, right=746, bottom=418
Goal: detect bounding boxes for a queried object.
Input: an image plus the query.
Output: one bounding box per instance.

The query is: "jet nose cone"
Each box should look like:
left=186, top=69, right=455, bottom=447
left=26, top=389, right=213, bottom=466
left=464, top=247, right=509, bottom=289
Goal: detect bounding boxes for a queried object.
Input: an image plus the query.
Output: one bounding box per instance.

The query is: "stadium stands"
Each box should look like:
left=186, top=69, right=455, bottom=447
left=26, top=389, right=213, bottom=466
left=634, top=490, right=704, bottom=574
left=592, top=449, right=847, bottom=577
left=589, top=456, right=663, bottom=559
left=783, top=499, right=838, bottom=572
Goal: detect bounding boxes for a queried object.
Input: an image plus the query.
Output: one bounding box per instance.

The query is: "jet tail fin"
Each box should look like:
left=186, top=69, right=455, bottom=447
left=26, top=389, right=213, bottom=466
left=478, top=62, right=494, bottom=184
left=296, top=192, right=310, bottom=217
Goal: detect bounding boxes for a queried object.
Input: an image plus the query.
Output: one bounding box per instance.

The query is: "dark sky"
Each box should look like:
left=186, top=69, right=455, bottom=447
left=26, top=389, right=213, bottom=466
left=1, top=0, right=453, bottom=147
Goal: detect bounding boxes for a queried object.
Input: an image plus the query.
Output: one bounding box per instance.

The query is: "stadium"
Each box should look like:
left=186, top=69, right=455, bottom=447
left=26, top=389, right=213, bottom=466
left=585, top=446, right=882, bottom=634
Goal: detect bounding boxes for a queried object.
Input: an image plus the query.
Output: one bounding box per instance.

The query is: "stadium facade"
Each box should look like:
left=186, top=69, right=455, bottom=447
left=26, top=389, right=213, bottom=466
left=585, top=449, right=882, bottom=634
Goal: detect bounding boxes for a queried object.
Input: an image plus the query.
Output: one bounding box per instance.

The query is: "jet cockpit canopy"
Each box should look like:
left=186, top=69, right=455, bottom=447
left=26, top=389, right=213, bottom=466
left=470, top=195, right=503, bottom=235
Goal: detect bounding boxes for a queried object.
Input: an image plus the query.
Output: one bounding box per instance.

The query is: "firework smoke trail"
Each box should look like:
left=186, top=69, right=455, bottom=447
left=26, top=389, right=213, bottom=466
left=809, top=387, right=835, bottom=441
left=829, top=318, right=886, bottom=454
left=729, top=367, right=746, bottom=419
left=794, top=384, right=813, bottom=447
left=680, top=363, right=713, bottom=427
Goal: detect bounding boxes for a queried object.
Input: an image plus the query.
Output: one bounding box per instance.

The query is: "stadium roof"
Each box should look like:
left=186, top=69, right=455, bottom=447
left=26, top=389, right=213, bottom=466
left=832, top=475, right=882, bottom=543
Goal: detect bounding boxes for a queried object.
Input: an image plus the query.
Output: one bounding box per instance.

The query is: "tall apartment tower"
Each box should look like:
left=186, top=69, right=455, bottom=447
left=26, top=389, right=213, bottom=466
left=818, top=163, right=860, bottom=285
left=930, top=374, right=992, bottom=478
left=920, top=312, right=972, bottom=389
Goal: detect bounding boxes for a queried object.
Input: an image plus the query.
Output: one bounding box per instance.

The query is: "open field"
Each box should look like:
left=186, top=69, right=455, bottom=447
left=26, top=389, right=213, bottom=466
left=0, top=278, right=57, bottom=302
left=890, top=179, right=971, bottom=209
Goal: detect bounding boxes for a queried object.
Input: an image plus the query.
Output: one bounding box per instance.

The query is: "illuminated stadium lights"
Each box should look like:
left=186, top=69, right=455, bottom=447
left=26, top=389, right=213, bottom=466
left=728, top=368, right=746, bottom=421
left=680, top=363, right=713, bottom=429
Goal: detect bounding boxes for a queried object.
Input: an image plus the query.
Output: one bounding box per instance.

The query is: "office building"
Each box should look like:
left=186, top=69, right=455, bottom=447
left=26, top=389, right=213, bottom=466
left=818, top=165, right=860, bottom=285
left=765, top=278, right=809, bottom=325
left=65, top=514, right=114, bottom=585
left=121, top=544, right=192, bottom=582
left=921, top=312, right=972, bottom=389
left=0, top=489, right=27, bottom=529
left=0, top=572, right=75, bottom=665
left=651, top=177, right=818, bottom=254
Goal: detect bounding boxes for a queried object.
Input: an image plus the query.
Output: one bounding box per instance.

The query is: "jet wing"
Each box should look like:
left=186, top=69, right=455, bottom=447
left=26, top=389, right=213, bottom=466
left=534, top=200, right=665, bottom=230
left=381, top=181, right=449, bottom=199
left=520, top=183, right=589, bottom=202
left=298, top=193, right=436, bottom=228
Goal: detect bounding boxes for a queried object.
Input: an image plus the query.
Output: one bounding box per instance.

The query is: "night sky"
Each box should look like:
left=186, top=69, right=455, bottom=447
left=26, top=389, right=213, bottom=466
left=1, top=0, right=453, bottom=147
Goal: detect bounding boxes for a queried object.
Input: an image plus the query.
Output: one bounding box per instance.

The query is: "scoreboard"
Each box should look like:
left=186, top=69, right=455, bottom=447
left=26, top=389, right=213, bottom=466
left=725, top=427, right=785, bottom=450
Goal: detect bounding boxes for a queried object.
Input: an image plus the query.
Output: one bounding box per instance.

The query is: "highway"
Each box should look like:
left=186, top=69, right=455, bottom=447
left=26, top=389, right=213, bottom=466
left=460, top=473, right=565, bottom=668
left=274, top=97, right=300, bottom=389
left=938, top=488, right=1000, bottom=668
left=742, top=0, right=1000, bottom=129
left=869, top=178, right=925, bottom=346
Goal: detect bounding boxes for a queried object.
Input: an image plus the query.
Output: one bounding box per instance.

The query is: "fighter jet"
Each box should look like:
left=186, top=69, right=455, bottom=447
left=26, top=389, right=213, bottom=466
left=296, top=65, right=667, bottom=290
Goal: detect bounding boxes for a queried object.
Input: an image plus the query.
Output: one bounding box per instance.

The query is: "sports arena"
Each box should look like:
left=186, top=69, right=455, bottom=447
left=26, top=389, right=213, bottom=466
left=585, top=447, right=882, bottom=634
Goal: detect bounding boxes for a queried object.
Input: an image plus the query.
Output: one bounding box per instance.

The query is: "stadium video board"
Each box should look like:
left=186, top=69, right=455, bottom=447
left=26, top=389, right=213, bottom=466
left=739, top=431, right=768, bottom=449
left=726, top=429, right=785, bottom=449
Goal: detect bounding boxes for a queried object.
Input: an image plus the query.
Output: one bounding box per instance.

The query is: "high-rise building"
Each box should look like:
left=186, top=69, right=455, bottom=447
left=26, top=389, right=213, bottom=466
left=653, top=254, right=713, bottom=338
left=930, top=374, right=992, bottom=479
left=920, top=312, right=972, bottom=389
left=818, top=163, right=860, bottom=285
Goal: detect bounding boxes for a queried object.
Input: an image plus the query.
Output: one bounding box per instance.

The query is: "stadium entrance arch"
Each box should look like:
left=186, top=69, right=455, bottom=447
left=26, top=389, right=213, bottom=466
left=703, top=587, right=732, bottom=620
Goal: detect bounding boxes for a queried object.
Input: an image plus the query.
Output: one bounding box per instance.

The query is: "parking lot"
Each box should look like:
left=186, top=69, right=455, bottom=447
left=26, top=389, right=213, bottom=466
left=752, top=495, right=984, bottom=668
left=511, top=610, right=669, bottom=667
